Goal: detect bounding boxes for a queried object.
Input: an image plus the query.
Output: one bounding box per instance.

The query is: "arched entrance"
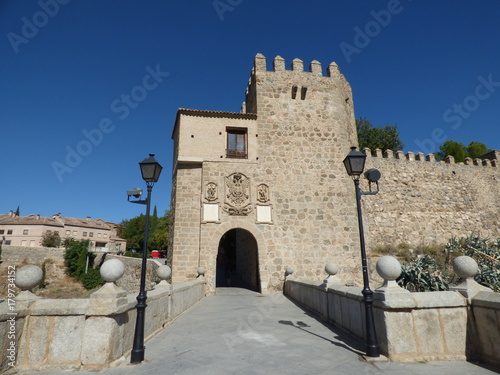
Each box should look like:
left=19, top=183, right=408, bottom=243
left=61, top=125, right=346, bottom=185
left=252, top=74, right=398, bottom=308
left=216, top=228, right=261, bottom=292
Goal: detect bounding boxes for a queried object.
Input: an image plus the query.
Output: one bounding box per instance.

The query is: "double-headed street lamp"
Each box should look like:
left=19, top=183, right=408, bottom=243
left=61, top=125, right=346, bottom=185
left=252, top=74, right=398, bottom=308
left=343, top=146, right=380, bottom=358
left=128, top=153, right=163, bottom=364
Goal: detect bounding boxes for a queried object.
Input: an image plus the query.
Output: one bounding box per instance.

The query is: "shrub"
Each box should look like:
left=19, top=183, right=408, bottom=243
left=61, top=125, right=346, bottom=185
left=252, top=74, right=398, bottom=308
left=82, top=268, right=104, bottom=290
left=64, top=239, right=93, bottom=280
left=397, top=255, right=449, bottom=292
left=41, top=231, right=61, bottom=247
left=123, top=250, right=151, bottom=259
left=40, top=261, right=47, bottom=289
left=63, top=238, right=104, bottom=290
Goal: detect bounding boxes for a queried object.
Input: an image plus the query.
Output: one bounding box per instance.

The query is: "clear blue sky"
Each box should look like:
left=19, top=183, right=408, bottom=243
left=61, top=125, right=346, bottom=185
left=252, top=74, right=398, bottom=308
left=1, top=0, right=499, bottom=224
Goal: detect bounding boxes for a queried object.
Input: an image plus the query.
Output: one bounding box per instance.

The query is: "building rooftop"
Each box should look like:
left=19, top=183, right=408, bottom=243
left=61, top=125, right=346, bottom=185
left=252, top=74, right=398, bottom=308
left=172, top=108, right=257, bottom=139
left=0, top=213, right=114, bottom=230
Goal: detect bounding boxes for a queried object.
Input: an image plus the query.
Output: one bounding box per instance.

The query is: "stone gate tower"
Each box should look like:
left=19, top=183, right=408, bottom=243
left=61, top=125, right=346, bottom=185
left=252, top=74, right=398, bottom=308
left=168, top=54, right=362, bottom=294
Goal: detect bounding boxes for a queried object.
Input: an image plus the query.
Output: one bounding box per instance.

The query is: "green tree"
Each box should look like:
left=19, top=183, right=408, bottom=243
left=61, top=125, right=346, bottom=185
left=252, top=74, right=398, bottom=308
left=356, top=117, right=404, bottom=152
left=63, top=239, right=93, bottom=281
left=466, top=141, right=490, bottom=159
left=120, top=210, right=170, bottom=251
left=150, top=205, right=159, bottom=238
left=436, top=140, right=466, bottom=162
left=150, top=211, right=170, bottom=250
left=120, top=214, right=146, bottom=250
left=436, top=140, right=490, bottom=162
left=41, top=231, right=61, bottom=247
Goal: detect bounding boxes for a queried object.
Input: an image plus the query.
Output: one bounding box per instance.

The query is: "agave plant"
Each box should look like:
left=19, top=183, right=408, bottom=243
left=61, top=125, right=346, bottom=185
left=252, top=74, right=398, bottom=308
left=460, top=234, right=500, bottom=291
left=397, top=255, right=449, bottom=292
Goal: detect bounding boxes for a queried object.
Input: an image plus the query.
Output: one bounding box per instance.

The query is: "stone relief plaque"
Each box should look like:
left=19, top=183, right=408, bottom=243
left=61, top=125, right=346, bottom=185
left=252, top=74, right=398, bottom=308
left=223, top=172, right=252, bottom=215
left=257, top=184, right=270, bottom=203
left=205, top=182, right=218, bottom=202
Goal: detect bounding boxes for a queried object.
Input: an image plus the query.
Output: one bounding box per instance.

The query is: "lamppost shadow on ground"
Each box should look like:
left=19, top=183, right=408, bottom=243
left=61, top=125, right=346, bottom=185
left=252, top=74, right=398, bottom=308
left=278, top=297, right=366, bottom=357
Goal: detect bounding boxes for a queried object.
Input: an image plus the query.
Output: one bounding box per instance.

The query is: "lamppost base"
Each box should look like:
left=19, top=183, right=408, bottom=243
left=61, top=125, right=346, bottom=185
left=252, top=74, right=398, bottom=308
left=361, top=353, right=388, bottom=362
left=130, top=348, right=145, bottom=364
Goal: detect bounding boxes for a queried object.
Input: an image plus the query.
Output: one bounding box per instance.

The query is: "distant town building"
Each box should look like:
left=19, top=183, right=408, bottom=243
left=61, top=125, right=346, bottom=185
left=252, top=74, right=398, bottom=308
left=0, top=211, right=126, bottom=252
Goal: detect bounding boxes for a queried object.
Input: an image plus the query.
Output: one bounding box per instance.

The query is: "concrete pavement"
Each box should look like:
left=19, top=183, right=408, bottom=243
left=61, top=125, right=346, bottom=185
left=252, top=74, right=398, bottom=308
left=25, top=288, right=499, bottom=375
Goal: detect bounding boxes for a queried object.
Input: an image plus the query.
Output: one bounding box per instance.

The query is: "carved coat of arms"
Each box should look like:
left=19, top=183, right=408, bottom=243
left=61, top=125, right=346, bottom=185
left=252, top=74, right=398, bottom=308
left=205, top=182, right=218, bottom=202
left=257, top=184, right=270, bottom=203
left=223, top=172, right=252, bottom=215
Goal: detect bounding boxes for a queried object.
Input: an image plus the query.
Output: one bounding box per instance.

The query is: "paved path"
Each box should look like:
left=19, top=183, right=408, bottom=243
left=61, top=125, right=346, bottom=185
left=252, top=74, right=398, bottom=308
left=31, top=289, right=498, bottom=375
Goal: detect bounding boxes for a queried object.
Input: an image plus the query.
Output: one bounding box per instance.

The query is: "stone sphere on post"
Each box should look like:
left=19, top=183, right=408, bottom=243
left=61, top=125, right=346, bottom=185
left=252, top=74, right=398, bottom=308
left=197, top=267, right=206, bottom=278
left=325, top=262, right=339, bottom=276
left=157, top=265, right=172, bottom=280
left=285, top=266, right=294, bottom=277
left=100, top=259, right=125, bottom=283
left=376, top=256, right=402, bottom=287
left=453, top=256, right=478, bottom=278
left=15, top=265, right=44, bottom=291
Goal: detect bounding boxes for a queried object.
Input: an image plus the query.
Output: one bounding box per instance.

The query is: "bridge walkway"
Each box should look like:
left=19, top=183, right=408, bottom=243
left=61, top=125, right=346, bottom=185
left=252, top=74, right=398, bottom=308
left=37, top=288, right=498, bottom=375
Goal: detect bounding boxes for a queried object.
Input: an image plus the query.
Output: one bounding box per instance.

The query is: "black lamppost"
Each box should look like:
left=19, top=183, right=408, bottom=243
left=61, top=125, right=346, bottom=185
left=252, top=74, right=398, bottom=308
left=129, top=153, right=163, bottom=364
left=343, top=146, right=380, bottom=358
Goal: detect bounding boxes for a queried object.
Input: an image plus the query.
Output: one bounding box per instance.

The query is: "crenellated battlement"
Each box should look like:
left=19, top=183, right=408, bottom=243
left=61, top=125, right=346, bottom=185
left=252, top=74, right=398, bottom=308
left=243, top=54, right=355, bottom=148
left=363, top=148, right=498, bottom=168
left=252, top=53, right=342, bottom=77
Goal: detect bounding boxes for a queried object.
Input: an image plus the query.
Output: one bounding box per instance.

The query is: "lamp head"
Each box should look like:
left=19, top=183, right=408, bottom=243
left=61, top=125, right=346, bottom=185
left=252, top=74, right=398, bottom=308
left=139, top=153, right=163, bottom=183
left=343, top=146, right=367, bottom=177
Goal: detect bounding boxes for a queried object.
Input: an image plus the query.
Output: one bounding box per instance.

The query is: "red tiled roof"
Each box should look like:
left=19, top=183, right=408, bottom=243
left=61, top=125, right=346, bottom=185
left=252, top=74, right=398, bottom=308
left=0, top=214, right=114, bottom=230
left=0, top=214, right=64, bottom=227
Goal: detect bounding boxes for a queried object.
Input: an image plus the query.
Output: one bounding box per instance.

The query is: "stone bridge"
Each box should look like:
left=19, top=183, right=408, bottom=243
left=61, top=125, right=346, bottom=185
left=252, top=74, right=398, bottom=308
left=1, top=257, right=499, bottom=374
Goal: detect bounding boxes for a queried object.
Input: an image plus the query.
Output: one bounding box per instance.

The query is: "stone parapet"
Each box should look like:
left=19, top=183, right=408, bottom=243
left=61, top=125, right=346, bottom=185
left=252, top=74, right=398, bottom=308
left=1, top=262, right=206, bottom=374
left=285, top=277, right=469, bottom=362
left=469, top=292, right=500, bottom=366
left=284, top=259, right=500, bottom=367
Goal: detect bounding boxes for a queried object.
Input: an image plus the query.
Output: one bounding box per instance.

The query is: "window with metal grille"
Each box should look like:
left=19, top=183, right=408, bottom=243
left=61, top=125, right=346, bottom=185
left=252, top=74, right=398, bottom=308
left=226, top=128, right=247, bottom=158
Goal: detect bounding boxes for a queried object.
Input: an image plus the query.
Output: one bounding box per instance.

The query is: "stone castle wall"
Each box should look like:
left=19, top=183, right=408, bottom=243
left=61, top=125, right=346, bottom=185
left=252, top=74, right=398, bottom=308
left=362, top=149, right=500, bottom=250
left=168, top=54, right=500, bottom=293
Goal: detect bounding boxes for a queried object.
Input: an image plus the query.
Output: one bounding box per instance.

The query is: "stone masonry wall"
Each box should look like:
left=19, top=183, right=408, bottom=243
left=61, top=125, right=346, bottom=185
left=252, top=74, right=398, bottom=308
left=168, top=165, right=202, bottom=284
left=362, top=150, right=500, bottom=250
left=1, top=245, right=65, bottom=264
